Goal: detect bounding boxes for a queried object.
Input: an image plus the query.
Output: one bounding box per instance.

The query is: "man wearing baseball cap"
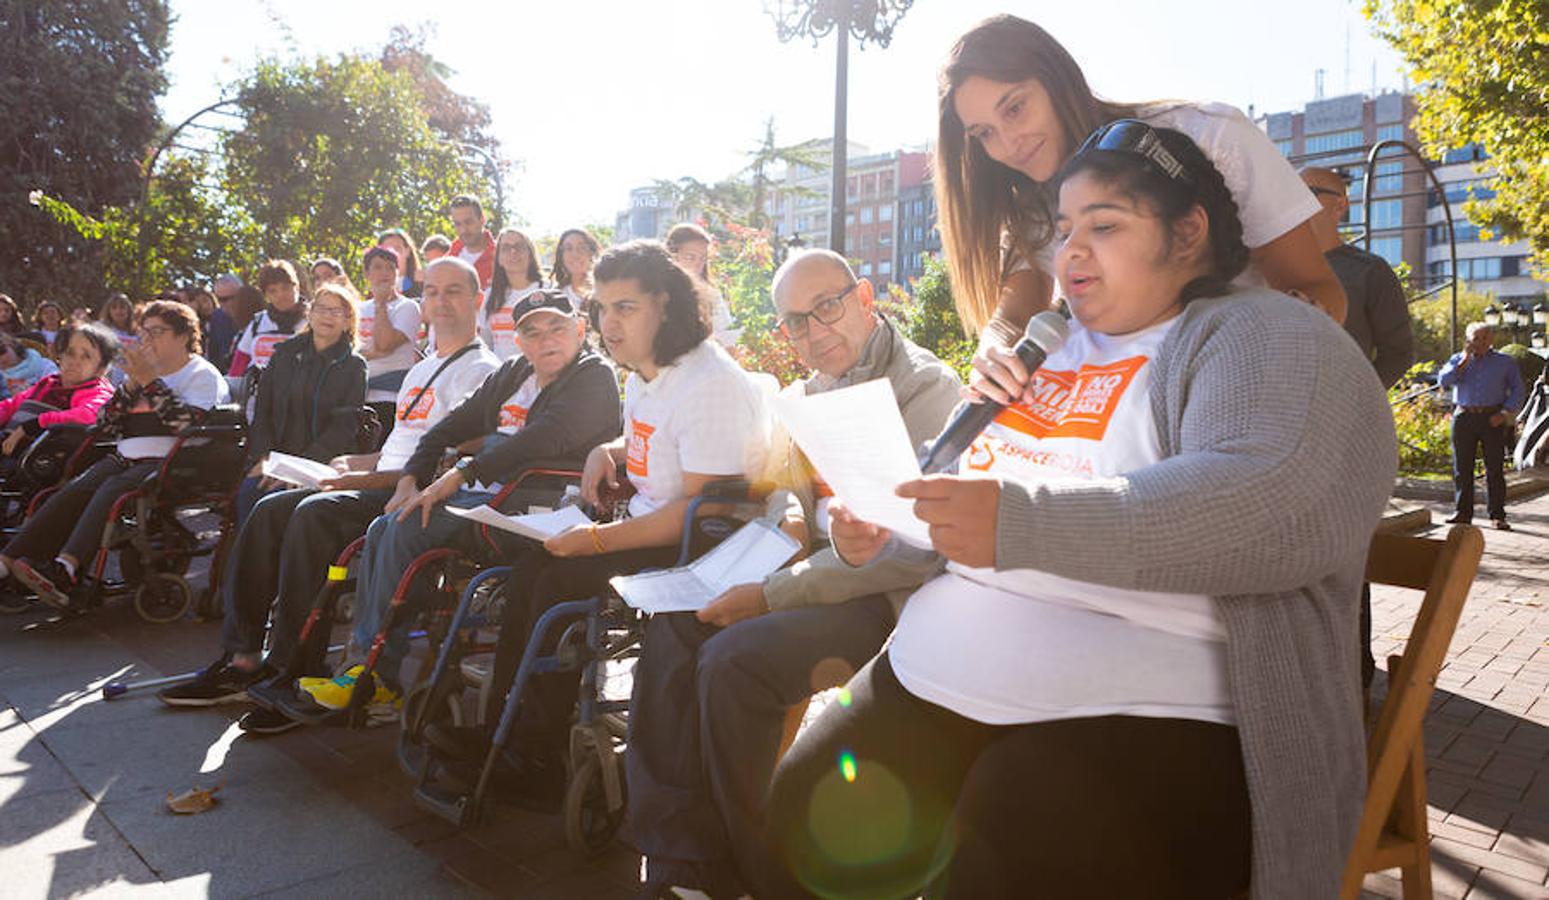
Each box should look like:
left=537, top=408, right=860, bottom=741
left=320, top=288, right=622, bottom=704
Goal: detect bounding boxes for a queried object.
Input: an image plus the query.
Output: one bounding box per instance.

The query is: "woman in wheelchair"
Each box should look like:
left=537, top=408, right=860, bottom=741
left=0, top=323, right=117, bottom=477
left=234, top=282, right=367, bottom=525
left=760, top=127, right=1397, bottom=899
left=418, top=240, right=772, bottom=808
left=2, top=300, right=229, bottom=610
left=0, top=334, right=59, bottom=399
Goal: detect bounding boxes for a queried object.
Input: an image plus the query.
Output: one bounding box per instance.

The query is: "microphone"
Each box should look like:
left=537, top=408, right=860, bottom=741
left=917, top=310, right=1069, bottom=475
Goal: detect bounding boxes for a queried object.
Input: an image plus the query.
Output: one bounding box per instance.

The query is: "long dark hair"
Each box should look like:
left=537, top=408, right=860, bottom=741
left=0, top=294, right=24, bottom=336
left=936, top=15, right=1136, bottom=332
left=665, top=222, right=713, bottom=281
left=553, top=228, right=601, bottom=289
left=486, top=227, right=544, bottom=318
left=1053, top=126, right=1249, bottom=305
left=591, top=240, right=709, bottom=369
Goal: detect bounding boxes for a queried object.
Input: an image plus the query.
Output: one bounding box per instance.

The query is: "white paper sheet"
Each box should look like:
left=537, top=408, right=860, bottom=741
left=261, top=452, right=340, bottom=490
left=446, top=503, right=594, bottom=541
left=610, top=519, right=801, bottom=613
left=771, top=378, right=931, bottom=546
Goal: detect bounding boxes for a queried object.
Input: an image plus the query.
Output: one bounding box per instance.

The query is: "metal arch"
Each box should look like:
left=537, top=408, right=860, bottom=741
left=141, top=98, right=241, bottom=208
left=457, top=142, right=504, bottom=232
left=1357, top=139, right=1461, bottom=353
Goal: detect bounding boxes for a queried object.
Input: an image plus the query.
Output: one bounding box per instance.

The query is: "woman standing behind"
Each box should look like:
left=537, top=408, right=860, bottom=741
left=552, top=228, right=600, bottom=312
left=935, top=15, right=1345, bottom=406
left=311, top=258, right=346, bottom=289
left=237, top=282, right=367, bottom=525
left=378, top=228, right=423, bottom=298
left=358, top=245, right=423, bottom=436
left=480, top=228, right=545, bottom=361
left=27, top=301, right=65, bottom=348
left=0, top=295, right=26, bottom=338
left=0, top=336, right=58, bottom=398
left=99, top=293, right=139, bottom=386
left=229, top=260, right=307, bottom=378
left=666, top=223, right=736, bottom=346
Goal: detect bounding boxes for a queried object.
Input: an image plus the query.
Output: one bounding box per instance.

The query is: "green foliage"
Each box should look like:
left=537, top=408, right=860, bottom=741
left=222, top=53, right=494, bottom=271
left=1499, top=343, right=1546, bottom=386
left=1365, top=0, right=1549, bottom=274
left=1406, top=282, right=1496, bottom=363
left=710, top=223, right=806, bottom=385
left=0, top=0, right=172, bottom=307
left=1390, top=387, right=1454, bottom=476
left=879, top=255, right=975, bottom=380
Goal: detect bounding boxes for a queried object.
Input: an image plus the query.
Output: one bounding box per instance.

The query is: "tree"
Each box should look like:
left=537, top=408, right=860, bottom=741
left=1365, top=0, right=1549, bottom=273
left=220, top=52, right=495, bottom=270
left=0, top=0, right=171, bottom=307
left=742, top=119, right=829, bottom=230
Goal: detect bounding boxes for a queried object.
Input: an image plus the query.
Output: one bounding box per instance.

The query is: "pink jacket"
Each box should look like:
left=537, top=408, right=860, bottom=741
left=0, top=374, right=114, bottom=435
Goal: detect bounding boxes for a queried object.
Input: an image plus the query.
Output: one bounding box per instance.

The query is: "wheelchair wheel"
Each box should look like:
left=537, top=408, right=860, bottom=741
left=133, top=573, right=193, bottom=624
left=563, top=750, right=627, bottom=856
left=397, top=679, right=465, bottom=778
left=119, top=550, right=191, bottom=586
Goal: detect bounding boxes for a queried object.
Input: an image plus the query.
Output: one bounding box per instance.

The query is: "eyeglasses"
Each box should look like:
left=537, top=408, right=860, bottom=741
left=777, top=283, right=857, bottom=339
left=1075, top=119, right=1192, bottom=183
left=138, top=325, right=172, bottom=339
left=310, top=304, right=349, bottom=319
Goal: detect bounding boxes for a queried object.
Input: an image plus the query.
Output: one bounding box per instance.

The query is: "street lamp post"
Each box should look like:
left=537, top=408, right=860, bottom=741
left=768, top=0, right=914, bottom=255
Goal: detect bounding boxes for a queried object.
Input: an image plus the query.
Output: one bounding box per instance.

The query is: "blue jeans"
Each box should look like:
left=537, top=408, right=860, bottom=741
left=350, top=489, right=498, bottom=688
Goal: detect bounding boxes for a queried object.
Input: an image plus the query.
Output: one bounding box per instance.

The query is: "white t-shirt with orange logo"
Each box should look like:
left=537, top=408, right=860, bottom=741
left=359, top=296, right=423, bottom=403
left=889, top=315, right=1233, bottom=727
left=376, top=342, right=499, bottom=471
left=234, top=309, right=300, bottom=371
left=622, top=340, right=771, bottom=519
left=478, top=284, right=543, bottom=362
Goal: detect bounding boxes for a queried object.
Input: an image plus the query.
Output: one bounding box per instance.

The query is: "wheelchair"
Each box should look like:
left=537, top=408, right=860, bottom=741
left=407, top=478, right=770, bottom=855
left=252, top=461, right=587, bottom=730
left=0, top=425, right=97, bottom=536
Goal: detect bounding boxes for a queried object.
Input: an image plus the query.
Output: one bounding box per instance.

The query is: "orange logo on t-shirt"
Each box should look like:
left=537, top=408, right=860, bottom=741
left=499, top=403, right=529, bottom=431
left=397, top=387, right=435, bottom=422
left=626, top=418, right=654, bottom=478
left=965, top=439, right=996, bottom=472
left=992, top=355, right=1149, bottom=442
left=253, top=333, right=286, bottom=365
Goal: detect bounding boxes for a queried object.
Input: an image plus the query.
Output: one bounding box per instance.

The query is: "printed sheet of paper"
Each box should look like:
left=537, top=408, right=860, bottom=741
left=447, top=503, right=593, bottom=541
left=261, top=452, right=339, bottom=490
left=611, top=519, right=801, bottom=614
left=771, top=378, right=931, bottom=546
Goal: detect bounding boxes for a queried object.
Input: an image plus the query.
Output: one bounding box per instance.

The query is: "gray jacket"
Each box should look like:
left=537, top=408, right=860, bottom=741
left=870, top=289, right=1395, bottom=897
left=763, top=316, right=962, bottom=615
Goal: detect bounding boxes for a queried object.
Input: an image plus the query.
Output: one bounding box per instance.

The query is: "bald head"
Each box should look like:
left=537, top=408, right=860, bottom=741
left=1299, top=166, right=1350, bottom=252
left=772, top=249, right=855, bottom=310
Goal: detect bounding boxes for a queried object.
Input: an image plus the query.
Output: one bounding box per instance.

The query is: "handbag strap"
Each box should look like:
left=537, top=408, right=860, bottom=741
left=398, top=341, right=481, bottom=422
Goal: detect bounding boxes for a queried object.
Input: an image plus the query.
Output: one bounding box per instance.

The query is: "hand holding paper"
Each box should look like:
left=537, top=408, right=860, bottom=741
left=261, top=452, right=342, bottom=490
left=611, top=519, right=800, bottom=614
left=447, top=504, right=594, bottom=541
left=771, top=378, right=931, bottom=547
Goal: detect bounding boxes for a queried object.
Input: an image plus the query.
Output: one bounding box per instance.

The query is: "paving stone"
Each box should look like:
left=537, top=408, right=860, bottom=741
left=1466, top=868, right=1549, bottom=899
left=250, top=848, right=476, bottom=899
left=0, top=788, right=160, bottom=896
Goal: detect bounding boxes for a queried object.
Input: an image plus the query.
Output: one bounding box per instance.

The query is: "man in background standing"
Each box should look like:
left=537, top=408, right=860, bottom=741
left=1439, top=322, right=1525, bottom=530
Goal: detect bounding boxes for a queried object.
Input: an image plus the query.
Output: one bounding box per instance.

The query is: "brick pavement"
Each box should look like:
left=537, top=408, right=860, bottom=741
left=1364, top=490, right=1549, bottom=899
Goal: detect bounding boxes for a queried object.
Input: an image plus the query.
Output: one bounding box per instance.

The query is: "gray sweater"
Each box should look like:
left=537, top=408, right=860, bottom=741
left=995, top=289, right=1396, bottom=898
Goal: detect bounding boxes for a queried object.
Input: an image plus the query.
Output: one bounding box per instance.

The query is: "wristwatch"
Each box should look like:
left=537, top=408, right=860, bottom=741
left=454, top=456, right=482, bottom=486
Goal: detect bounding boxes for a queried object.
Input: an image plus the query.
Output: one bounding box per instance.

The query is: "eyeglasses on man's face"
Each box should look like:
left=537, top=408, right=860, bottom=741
left=777, top=283, right=857, bottom=339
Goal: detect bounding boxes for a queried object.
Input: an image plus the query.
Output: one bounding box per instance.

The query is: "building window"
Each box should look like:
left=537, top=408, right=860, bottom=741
left=1369, top=237, right=1403, bottom=266
left=1369, top=199, right=1403, bottom=230
left=1373, top=161, right=1404, bottom=196
left=859, top=262, right=872, bottom=277
left=1304, top=129, right=1364, bottom=155
left=1275, top=140, right=1293, bottom=156
left=879, top=232, right=891, bottom=246
left=860, top=206, right=874, bottom=225
left=1375, top=124, right=1405, bottom=145
left=880, top=260, right=892, bottom=276
left=880, top=172, right=893, bottom=195
left=858, top=234, right=869, bottom=251
left=846, top=212, right=855, bottom=227
left=880, top=204, right=893, bottom=222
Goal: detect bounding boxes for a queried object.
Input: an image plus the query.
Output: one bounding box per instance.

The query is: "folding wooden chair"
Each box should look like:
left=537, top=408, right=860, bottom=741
left=1341, top=525, right=1485, bottom=899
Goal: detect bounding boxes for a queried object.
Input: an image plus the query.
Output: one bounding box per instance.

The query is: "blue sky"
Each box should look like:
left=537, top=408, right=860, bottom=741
left=159, top=0, right=1410, bottom=237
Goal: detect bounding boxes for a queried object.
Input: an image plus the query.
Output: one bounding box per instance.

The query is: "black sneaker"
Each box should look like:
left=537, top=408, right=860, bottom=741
left=158, top=658, right=273, bottom=707
left=238, top=706, right=301, bottom=735
left=12, top=558, right=76, bottom=610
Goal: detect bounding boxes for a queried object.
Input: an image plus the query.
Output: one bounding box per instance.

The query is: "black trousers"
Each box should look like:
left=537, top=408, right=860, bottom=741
left=3, top=455, right=159, bottom=565
left=625, top=595, right=895, bottom=894
left=1451, top=410, right=1509, bottom=521
left=219, top=486, right=392, bottom=666
left=485, top=545, right=681, bottom=761
left=762, top=653, right=1252, bottom=900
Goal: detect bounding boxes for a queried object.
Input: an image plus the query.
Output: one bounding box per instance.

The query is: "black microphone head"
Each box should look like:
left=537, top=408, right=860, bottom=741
left=1022, top=310, right=1070, bottom=355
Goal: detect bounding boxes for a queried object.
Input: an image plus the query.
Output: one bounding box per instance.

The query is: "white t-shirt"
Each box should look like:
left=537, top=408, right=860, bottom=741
left=888, top=315, right=1233, bottom=727
left=358, top=295, right=423, bottom=402
left=562, top=285, right=588, bottom=313
left=1014, top=101, right=1321, bottom=289
left=468, top=375, right=543, bottom=494
left=622, top=340, right=771, bottom=519
left=457, top=244, right=485, bottom=268
left=377, top=341, right=500, bottom=471
left=478, top=284, right=543, bottom=361
left=235, top=309, right=301, bottom=371
left=119, top=355, right=231, bottom=460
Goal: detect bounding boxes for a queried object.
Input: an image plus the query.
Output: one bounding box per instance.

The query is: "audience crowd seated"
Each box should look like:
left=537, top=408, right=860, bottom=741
left=0, top=14, right=1435, bottom=897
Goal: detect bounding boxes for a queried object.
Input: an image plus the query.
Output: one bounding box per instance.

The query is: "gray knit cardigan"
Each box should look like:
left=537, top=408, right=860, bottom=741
left=995, top=288, right=1396, bottom=897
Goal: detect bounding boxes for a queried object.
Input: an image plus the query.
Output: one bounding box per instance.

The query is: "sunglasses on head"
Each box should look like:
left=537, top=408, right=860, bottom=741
left=1075, top=119, right=1192, bottom=183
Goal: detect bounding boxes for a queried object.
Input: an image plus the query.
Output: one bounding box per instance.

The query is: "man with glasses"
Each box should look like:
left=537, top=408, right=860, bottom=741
left=1299, top=166, right=1414, bottom=389
left=625, top=249, right=963, bottom=897
left=317, top=289, right=621, bottom=711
